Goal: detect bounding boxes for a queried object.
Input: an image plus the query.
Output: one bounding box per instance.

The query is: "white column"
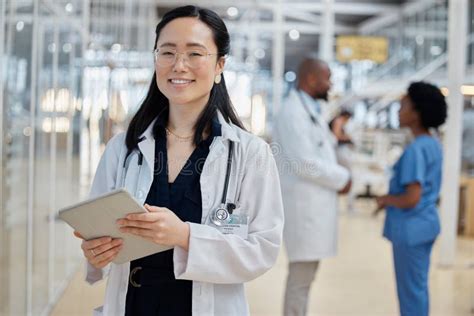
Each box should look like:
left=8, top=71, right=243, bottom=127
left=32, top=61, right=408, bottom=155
left=82, top=0, right=90, bottom=48
left=65, top=36, right=75, bottom=276
left=272, top=0, right=285, bottom=115
left=123, top=0, right=133, bottom=49
left=137, top=1, right=147, bottom=51
left=27, top=0, right=40, bottom=314
left=439, top=0, right=467, bottom=266
left=80, top=0, right=90, bottom=190
left=247, top=16, right=258, bottom=67
left=148, top=6, right=157, bottom=51
left=319, top=0, right=335, bottom=62
left=48, top=21, right=59, bottom=304
left=0, top=0, right=5, bottom=218
left=0, top=0, right=6, bottom=311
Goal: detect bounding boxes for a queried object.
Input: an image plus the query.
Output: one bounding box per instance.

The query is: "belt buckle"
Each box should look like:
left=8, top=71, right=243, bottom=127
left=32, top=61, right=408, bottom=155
left=129, top=266, right=142, bottom=288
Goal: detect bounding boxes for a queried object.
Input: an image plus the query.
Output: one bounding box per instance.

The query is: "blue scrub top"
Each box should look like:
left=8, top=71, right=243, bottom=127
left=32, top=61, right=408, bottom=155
left=383, top=135, right=443, bottom=246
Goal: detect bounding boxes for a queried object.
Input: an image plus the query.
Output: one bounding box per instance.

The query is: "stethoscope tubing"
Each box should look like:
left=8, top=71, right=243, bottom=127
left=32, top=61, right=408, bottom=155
left=297, top=90, right=319, bottom=126
left=120, top=137, right=235, bottom=226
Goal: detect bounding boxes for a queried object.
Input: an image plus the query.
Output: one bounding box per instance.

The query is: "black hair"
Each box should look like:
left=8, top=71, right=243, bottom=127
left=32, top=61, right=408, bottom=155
left=407, top=81, right=447, bottom=129
left=339, top=110, right=352, bottom=118
left=125, top=5, right=244, bottom=153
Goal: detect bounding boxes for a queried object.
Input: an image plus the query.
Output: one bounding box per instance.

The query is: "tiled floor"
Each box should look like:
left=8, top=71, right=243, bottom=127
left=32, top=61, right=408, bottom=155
left=51, top=200, right=474, bottom=316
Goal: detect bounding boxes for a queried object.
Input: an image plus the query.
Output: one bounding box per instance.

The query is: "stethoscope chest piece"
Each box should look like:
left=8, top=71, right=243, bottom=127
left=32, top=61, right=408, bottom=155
left=211, top=206, right=231, bottom=226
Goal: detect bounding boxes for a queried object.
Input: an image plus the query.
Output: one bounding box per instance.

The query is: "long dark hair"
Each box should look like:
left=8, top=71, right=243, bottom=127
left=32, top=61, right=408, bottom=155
left=125, top=5, right=244, bottom=153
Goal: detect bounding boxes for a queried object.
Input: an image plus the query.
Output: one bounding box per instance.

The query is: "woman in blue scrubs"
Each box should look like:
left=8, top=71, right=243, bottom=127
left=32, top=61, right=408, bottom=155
left=376, top=82, right=447, bottom=316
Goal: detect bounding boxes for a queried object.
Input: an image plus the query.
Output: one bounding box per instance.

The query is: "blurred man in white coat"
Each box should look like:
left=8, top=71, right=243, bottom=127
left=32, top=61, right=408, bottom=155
left=273, top=57, right=351, bottom=316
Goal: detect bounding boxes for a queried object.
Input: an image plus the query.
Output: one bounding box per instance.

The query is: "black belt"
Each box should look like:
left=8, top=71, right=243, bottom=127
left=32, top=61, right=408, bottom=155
left=129, top=266, right=178, bottom=288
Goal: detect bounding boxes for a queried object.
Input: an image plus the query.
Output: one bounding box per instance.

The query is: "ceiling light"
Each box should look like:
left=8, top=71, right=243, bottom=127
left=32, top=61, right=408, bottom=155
left=289, top=29, right=300, bottom=41
left=65, top=3, right=74, bottom=13
left=254, top=48, right=265, bottom=59
left=227, top=7, right=239, bottom=17
left=285, top=71, right=296, bottom=82
left=16, top=21, right=24, bottom=32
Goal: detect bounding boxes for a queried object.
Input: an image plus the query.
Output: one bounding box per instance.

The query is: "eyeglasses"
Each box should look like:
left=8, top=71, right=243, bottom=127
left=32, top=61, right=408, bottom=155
left=153, top=48, right=219, bottom=69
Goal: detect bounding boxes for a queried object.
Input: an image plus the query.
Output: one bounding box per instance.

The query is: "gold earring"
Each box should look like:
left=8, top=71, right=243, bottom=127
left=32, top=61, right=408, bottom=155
left=214, top=74, right=222, bottom=84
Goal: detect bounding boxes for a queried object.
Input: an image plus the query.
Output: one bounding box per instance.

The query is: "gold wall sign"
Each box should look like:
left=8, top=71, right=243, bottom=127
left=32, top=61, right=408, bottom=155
left=336, top=36, right=389, bottom=64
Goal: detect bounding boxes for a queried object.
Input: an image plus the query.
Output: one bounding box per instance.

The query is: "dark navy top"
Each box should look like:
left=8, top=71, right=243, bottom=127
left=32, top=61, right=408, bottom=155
left=125, top=116, right=221, bottom=316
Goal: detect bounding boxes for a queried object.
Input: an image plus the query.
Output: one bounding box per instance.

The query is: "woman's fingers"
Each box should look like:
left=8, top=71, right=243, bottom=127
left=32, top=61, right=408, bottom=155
left=144, top=204, right=168, bottom=213
left=119, top=226, right=155, bottom=238
left=125, top=212, right=160, bottom=222
left=73, top=231, right=84, bottom=239
left=117, top=218, right=155, bottom=229
left=93, top=244, right=122, bottom=263
left=77, top=236, right=124, bottom=269
left=95, top=252, right=119, bottom=268
left=80, top=236, right=122, bottom=268
left=122, top=205, right=168, bottom=221
left=81, top=236, right=112, bottom=251
left=92, top=238, right=123, bottom=256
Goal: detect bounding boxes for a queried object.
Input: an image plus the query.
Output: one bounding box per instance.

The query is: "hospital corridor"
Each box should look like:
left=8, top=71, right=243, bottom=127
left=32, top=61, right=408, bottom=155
left=51, top=199, right=474, bottom=316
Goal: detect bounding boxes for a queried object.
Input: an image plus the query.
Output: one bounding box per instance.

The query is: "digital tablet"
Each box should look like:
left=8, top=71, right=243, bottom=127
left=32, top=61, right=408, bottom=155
left=58, top=188, right=172, bottom=264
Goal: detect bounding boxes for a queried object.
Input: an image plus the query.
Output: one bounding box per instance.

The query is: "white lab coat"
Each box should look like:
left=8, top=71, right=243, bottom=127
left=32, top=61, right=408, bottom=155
left=273, top=89, right=350, bottom=262
left=86, top=112, right=284, bottom=316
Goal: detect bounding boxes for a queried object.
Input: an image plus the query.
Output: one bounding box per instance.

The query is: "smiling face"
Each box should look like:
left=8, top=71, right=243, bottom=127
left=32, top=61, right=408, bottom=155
left=155, top=17, right=225, bottom=109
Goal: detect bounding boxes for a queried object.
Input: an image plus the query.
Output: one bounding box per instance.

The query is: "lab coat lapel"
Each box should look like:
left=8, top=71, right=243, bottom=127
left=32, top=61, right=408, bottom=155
left=138, top=118, right=157, bottom=179
left=313, top=110, right=337, bottom=147
left=301, top=94, right=335, bottom=147
left=206, top=111, right=240, bottom=164
left=206, top=138, right=226, bottom=164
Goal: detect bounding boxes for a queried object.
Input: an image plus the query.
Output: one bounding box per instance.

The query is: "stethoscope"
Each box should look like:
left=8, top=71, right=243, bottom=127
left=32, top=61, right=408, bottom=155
left=121, top=136, right=236, bottom=227
left=209, top=141, right=236, bottom=226
left=297, top=90, right=328, bottom=148
left=297, top=90, right=320, bottom=126
left=121, top=136, right=145, bottom=197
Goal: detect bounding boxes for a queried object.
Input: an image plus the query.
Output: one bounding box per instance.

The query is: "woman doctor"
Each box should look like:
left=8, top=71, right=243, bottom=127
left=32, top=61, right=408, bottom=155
left=74, top=6, right=284, bottom=316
